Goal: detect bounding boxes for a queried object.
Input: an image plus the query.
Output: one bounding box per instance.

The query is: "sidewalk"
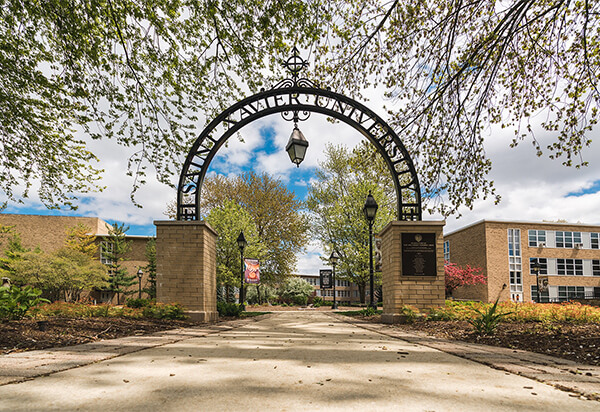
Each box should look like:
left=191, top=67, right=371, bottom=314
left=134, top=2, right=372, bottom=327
left=333, top=313, right=600, bottom=401
left=0, top=317, right=259, bottom=386
left=0, top=312, right=598, bottom=410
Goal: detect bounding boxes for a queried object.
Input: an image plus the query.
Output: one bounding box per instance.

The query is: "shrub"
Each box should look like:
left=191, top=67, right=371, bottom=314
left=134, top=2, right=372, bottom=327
left=360, top=306, right=378, bottom=316
left=217, top=301, right=243, bottom=317
left=278, top=278, right=313, bottom=306
left=312, top=297, right=323, bottom=307
left=398, top=305, right=419, bottom=323
left=0, top=285, right=49, bottom=320
left=126, top=298, right=152, bottom=308
left=142, top=302, right=186, bottom=320
left=468, top=298, right=511, bottom=335
left=426, top=306, right=456, bottom=321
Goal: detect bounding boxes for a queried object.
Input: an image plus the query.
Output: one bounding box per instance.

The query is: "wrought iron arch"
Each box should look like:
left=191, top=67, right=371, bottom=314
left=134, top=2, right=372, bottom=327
left=177, top=49, right=422, bottom=221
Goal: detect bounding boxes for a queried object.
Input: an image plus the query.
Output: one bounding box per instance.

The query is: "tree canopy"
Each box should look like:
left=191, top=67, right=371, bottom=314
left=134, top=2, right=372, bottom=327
left=306, top=142, right=396, bottom=302
left=2, top=0, right=598, bottom=215
left=169, top=171, right=310, bottom=284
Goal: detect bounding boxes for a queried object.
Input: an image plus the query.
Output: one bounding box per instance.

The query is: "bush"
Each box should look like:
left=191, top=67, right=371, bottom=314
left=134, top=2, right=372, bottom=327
left=468, top=298, right=510, bottom=335
left=312, top=297, right=323, bottom=307
left=359, top=306, right=378, bottom=316
left=142, top=302, right=186, bottom=320
left=0, top=286, right=49, bottom=320
left=278, top=277, right=313, bottom=306
left=126, top=298, right=152, bottom=308
left=217, top=301, right=243, bottom=317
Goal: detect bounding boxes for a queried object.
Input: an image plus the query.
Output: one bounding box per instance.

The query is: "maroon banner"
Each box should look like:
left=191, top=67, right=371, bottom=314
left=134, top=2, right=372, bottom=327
left=244, top=258, right=260, bottom=284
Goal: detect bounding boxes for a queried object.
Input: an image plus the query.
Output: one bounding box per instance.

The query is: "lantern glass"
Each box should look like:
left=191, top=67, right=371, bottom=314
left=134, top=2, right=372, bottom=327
left=285, top=126, right=309, bottom=167
left=363, top=192, right=378, bottom=222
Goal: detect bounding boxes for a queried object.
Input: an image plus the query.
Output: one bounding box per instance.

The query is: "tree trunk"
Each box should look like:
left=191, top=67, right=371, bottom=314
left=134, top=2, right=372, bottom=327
left=358, top=283, right=366, bottom=304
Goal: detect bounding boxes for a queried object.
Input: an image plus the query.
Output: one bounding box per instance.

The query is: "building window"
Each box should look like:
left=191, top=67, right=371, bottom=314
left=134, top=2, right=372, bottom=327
left=592, top=260, right=600, bottom=276
left=528, top=230, right=546, bottom=247
left=592, top=233, right=599, bottom=249
left=530, top=286, right=550, bottom=303
left=508, top=229, right=521, bottom=257
left=443, top=240, right=450, bottom=261
left=529, top=258, right=548, bottom=274
left=100, top=241, right=114, bottom=265
left=558, top=286, right=585, bottom=301
left=555, top=231, right=581, bottom=248
left=556, top=258, right=583, bottom=276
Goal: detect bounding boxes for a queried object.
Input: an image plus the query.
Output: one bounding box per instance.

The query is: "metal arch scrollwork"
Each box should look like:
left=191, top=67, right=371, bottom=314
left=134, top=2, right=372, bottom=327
left=177, top=49, right=423, bottom=222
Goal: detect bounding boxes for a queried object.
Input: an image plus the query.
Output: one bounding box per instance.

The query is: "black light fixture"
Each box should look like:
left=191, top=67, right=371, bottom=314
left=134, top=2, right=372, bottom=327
left=137, top=268, right=143, bottom=299
left=363, top=191, right=378, bottom=310
left=285, top=124, right=309, bottom=167
left=237, top=231, right=247, bottom=310
left=329, top=250, right=340, bottom=309
left=531, top=260, right=542, bottom=303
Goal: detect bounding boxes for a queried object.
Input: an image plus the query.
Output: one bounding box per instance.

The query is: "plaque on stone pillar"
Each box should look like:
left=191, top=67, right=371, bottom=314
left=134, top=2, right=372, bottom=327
left=401, top=233, right=437, bottom=277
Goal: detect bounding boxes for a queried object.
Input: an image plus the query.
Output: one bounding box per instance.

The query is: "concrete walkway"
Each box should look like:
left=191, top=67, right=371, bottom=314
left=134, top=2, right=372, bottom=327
left=0, top=312, right=598, bottom=411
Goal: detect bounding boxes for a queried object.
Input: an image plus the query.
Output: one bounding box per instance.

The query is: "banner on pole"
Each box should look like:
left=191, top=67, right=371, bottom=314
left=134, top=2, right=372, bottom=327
left=244, top=258, right=260, bottom=284
left=374, top=237, right=382, bottom=272
left=538, top=276, right=549, bottom=293
left=320, top=269, right=333, bottom=289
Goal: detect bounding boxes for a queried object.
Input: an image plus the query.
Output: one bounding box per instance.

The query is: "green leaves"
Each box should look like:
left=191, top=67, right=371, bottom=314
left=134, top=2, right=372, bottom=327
left=306, top=142, right=396, bottom=300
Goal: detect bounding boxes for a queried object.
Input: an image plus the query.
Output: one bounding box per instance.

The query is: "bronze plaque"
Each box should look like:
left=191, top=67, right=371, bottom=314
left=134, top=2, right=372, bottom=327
left=402, top=233, right=437, bottom=277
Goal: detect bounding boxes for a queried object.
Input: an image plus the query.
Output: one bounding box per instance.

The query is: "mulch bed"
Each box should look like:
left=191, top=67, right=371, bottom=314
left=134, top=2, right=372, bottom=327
left=393, top=319, right=600, bottom=366
left=0, top=317, right=205, bottom=355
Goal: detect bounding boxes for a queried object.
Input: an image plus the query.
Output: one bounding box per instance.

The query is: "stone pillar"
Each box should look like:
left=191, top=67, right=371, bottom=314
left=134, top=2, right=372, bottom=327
left=380, top=221, right=445, bottom=323
left=154, top=220, right=218, bottom=322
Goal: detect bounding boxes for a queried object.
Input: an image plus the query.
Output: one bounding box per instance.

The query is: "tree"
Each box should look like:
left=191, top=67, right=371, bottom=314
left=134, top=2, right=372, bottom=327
left=168, top=171, right=310, bottom=287
left=306, top=142, right=397, bottom=303
left=64, top=224, right=97, bottom=257
left=278, top=277, right=314, bottom=306
left=144, top=238, right=157, bottom=299
left=101, top=222, right=134, bottom=304
left=445, top=262, right=487, bottom=298
left=0, top=1, right=326, bottom=209
left=312, top=0, right=599, bottom=216
left=8, top=248, right=107, bottom=302
left=0, top=234, right=30, bottom=281
left=205, top=201, right=266, bottom=302
left=5, top=2, right=598, bottom=216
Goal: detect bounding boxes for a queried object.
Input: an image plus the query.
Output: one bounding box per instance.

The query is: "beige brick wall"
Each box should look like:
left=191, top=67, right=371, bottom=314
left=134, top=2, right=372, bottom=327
left=155, top=220, right=218, bottom=322
left=444, top=222, right=488, bottom=301
left=0, top=214, right=111, bottom=252
left=446, top=221, right=600, bottom=303
left=380, top=221, right=445, bottom=322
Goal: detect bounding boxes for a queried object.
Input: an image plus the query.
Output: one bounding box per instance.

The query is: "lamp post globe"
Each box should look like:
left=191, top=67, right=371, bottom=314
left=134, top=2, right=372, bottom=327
left=237, top=231, right=247, bottom=310
left=531, top=260, right=542, bottom=303
left=137, top=268, right=143, bottom=299
left=329, top=251, right=340, bottom=309
left=363, top=191, right=378, bottom=310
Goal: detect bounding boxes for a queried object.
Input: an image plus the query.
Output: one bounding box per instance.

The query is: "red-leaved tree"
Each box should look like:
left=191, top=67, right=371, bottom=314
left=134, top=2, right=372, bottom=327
left=444, top=262, right=487, bottom=297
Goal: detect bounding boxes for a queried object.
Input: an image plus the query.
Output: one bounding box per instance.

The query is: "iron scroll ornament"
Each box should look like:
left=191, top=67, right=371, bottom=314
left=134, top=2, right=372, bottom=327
left=177, top=86, right=423, bottom=221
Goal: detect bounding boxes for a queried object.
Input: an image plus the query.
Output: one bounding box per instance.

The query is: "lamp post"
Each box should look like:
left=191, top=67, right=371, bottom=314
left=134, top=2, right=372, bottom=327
left=531, top=260, right=541, bottom=303
left=329, top=251, right=339, bottom=309
left=237, top=231, right=247, bottom=310
left=363, top=191, right=378, bottom=310
left=137, top=268, right=143, bottom=299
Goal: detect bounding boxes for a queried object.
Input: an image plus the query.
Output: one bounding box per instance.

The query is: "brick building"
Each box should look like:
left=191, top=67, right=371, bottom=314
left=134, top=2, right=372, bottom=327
left=444, top=220, right=600, bottom=303
left=298, top=273, right=368, bottom=305
left=0, top=214, right=152, bottom=304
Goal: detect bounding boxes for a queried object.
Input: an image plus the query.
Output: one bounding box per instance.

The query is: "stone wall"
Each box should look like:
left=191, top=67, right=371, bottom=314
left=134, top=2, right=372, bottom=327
left=155, top=220, right=218, bottom=322
left=380, top=221, right=445, bottom=323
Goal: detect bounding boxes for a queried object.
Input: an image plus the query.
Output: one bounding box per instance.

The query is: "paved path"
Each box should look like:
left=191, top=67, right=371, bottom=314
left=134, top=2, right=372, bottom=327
left=0, top=312, right=598, bottom=411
